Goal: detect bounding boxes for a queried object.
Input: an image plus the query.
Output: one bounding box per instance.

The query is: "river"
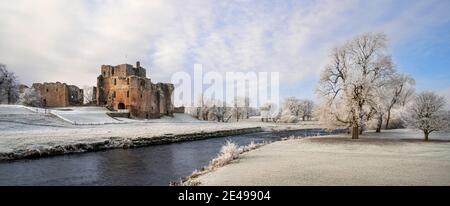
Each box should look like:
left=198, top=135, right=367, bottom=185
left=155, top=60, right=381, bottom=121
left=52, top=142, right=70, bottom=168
left=0, top=129, right=343, bottom=186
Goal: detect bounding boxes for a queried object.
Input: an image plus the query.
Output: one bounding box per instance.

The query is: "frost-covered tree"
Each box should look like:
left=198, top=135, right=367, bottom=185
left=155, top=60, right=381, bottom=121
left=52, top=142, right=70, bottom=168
left=371, top=73, right=415, bottom=132
left=299, top=99, right=314, bottom=121
left=205, top=99, right=228, bottom=122
left=406, top=92, right=448, bottom=141
left=227, top=97, right=250, bottom=122
left=187, top=94, right=230, bottom=122
left=0, top=64, right=19, bottom=104
left=317, top=32, right=394, bottom=139
left=19, top=88, right=42, bottom=107
left=282, top=97, right=301, bottom=116
left=281, top=97, right=315, bottom=122
left=383, top=74, right=415, bottom=129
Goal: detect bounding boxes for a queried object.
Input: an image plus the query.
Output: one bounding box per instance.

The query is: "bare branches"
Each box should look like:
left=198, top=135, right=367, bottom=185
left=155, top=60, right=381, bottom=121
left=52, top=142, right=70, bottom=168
left=0, top=64, right=20, bottom=104
left=317, top=32, right=395, bottom=138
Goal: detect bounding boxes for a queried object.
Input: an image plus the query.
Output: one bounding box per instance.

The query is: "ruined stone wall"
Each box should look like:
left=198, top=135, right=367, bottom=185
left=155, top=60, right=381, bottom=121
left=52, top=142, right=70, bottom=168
left=68, top=85, right=84, bottom=106
left=32, top=82, right=84, bottom=107
left=100, top=63, right=146, bottom=79
left=97, top=62, right=173, bottom=119
left=32, top=82, right=69, bottom=107
left=173, top=106, right=185, bottom=113
left=155, top=83, right=174, bottom=116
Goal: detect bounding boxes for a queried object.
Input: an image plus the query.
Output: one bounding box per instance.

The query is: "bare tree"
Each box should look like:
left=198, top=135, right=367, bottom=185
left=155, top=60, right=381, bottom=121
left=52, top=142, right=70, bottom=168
left=384, top=74, right=415, bottom=129
left=371, top=73, right=415, bottom=132
left=283, top=97, right=301, bottom=117
left=281, top=97, right=315, bottom=122
left=406, top=92, right=448, bottom=141
left=227, top=97, right=249, bottom=122
left=0, top=64, right=20, bottom=104
left=317, top=32, right=395, bottom=139
left=299, top=99, right=314, bottom=121
left=82, top=86, right=96, bottom=105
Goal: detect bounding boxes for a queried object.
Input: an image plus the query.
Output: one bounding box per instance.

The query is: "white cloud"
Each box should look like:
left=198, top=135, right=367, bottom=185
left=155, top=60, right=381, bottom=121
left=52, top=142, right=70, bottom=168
left=0, top=0, right=449, bottom=92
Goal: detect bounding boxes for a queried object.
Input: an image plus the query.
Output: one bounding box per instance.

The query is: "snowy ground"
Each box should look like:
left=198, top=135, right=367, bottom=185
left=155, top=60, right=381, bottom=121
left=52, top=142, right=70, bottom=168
left=51, top=107, right=121, bottom=124
left=0, top=105, right=322, bottom=155
left=195, top=129, right=450, bottom=186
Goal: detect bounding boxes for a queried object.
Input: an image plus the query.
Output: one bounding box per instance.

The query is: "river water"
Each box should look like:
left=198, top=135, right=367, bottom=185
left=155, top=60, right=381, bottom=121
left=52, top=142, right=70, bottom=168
left=0, top=129, right=343, bottom=186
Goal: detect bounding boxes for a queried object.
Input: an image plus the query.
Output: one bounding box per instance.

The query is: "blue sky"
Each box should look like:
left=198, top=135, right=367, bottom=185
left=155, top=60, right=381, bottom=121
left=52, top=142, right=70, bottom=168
left=0, top=0, right=449, bottom=104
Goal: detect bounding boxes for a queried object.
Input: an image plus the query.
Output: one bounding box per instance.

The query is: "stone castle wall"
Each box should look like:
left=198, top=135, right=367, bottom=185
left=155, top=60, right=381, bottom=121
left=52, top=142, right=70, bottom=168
left=32, top=82, right=83, bottom=107
left=97, top=62, right=174, bottom=119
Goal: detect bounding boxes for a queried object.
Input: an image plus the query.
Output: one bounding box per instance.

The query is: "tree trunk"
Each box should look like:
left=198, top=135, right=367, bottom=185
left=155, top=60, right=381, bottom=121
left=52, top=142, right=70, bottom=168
left=375, top=126, right=381, bottom=133
left=385, top=110, right=391, bottom=129
left=352, top=126, right=359, bottom=139
left=424, top=130, right=429, bottom=141
left=7, top=90, right=11, bottom=104
left=376, top=115, right=383, bottom=133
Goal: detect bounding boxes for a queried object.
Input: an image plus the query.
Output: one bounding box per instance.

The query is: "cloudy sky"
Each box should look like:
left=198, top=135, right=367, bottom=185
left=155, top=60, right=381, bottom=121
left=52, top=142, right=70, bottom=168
left=1, top=0, right=450, bottom=103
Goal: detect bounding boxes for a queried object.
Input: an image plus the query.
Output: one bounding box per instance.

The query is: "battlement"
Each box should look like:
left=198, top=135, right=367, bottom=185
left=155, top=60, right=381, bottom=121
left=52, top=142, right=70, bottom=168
left=100, top=61, right=146, bottom=78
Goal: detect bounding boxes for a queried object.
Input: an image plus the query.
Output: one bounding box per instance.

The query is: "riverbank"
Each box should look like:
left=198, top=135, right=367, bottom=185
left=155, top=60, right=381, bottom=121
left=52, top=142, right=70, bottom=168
left=194, top=129, right=450, bottom=186
left=0, top=105, right=328, bottom=161
left=0, top=126, right=263, bottom=161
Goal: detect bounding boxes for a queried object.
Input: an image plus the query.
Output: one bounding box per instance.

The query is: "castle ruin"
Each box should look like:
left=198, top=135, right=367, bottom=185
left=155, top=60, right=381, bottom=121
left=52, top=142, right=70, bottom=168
left=96, top=61, right=174, bottom=119
left=32, top=82, right=84, bottom=107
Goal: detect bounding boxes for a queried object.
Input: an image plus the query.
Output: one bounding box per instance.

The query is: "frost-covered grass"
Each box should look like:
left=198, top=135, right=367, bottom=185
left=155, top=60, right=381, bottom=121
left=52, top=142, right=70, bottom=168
left=0, top=105, right=69, bottom=129
left=195, top=130, right=450, bottom=186
left=51, top=106, right=120, bottom=125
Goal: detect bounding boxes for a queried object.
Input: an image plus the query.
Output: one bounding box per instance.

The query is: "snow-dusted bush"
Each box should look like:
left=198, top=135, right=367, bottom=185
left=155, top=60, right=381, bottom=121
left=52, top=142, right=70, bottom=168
left=173, top=140, right=267, bottom=186
left=210, top=140, right=240, bottom=168
left=385, top=118, right=406, bottom=129
left=260, top=103, right=280, bottom=122
left=19, top=88, right=41, bottom=107
left=278, top=114, right=298, bottom=123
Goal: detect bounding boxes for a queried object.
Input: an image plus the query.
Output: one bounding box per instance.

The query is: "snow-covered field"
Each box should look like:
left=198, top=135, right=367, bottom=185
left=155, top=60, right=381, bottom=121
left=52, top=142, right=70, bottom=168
left=195, top=129, right=450, bottom=186
left=51, top=107, right=121, bottom=124
left=0, top=105, right=220, bottom=153
left=0, top=105, right=324, bottom=158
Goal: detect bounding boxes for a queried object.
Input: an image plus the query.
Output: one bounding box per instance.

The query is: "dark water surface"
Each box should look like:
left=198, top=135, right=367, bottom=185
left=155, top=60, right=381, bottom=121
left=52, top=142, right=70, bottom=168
left=0, top=129, right=343, bottom=186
